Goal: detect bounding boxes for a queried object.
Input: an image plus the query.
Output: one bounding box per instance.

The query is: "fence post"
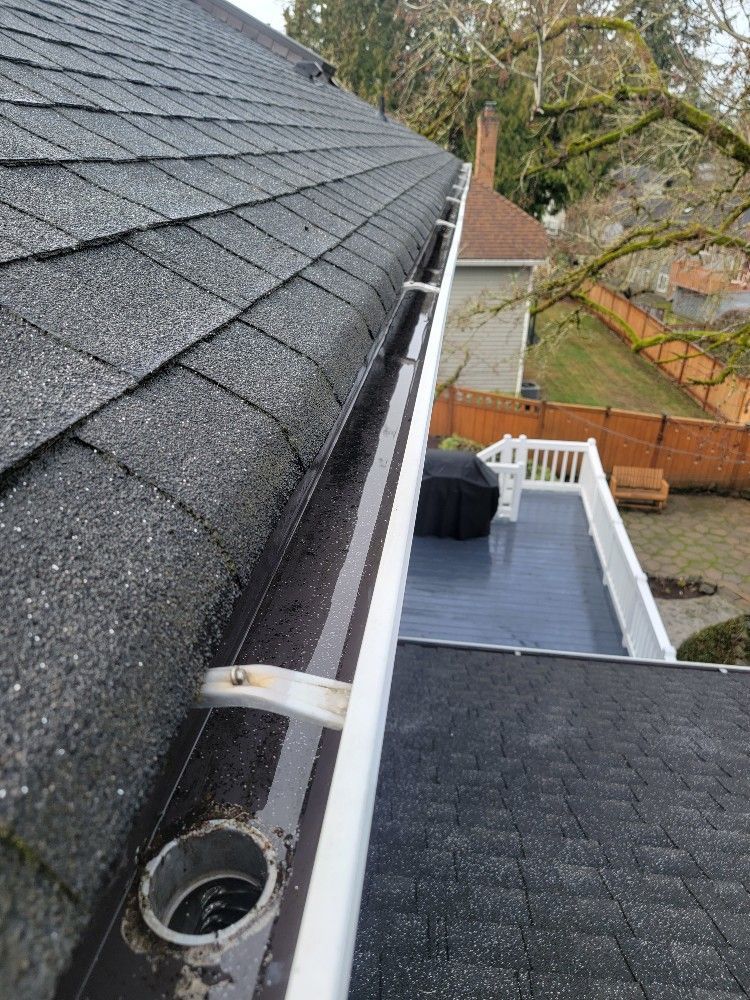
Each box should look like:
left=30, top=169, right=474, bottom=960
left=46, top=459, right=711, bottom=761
left=653, top=413, right=667, bottom=470
left=538, top=400, right=548, bottom=438
left=448, top=385, right=456, bottom=436
left=740, top=381, right=750, bottom=426
left=678, top=347, right=688, bottom=386
left=729, top=426, right=750, bottom=492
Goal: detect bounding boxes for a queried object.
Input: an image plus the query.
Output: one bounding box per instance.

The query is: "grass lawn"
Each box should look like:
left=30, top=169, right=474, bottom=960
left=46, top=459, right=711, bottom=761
left=525, top=302, right=710, bottom=419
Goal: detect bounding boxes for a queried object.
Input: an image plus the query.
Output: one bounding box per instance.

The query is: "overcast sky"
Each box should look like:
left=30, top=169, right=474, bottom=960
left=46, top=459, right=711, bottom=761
left=232, top=0, right=286, bottom=32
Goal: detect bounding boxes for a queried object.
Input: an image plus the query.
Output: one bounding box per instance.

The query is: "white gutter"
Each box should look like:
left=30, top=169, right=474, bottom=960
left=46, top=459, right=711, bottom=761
left=284, top=164, right=472, bottom=1000
left=458, top=258, right=545, bottom=267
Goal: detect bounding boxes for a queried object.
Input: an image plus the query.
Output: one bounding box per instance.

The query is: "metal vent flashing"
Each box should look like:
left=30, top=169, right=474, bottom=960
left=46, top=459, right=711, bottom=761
left=59, top=163, right=471, bottom=1000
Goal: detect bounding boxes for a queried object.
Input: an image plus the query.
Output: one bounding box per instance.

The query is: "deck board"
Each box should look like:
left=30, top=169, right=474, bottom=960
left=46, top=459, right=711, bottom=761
left=400, top=491, right=624, bottom=655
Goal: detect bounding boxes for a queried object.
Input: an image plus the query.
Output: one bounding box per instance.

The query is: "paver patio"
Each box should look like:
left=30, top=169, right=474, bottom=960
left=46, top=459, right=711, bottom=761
left=621, top=494, right=750, bottom=596
left=622, top=494, right=750, bottom=652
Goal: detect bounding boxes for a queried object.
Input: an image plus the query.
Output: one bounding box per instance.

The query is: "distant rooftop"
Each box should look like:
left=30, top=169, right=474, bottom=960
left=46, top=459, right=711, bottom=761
left=460, top=102, right=549, bottom=263
left=459, top=181, right=550, bottom=262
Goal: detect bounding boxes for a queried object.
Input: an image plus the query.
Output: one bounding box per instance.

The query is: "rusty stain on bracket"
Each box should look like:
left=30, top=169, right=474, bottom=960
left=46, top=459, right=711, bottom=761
left=199, top=664, right=351, bottom=730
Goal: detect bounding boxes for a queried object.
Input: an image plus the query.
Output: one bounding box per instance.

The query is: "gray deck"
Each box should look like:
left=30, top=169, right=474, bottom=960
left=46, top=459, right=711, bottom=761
left=400, top=491, right=624, bottom=655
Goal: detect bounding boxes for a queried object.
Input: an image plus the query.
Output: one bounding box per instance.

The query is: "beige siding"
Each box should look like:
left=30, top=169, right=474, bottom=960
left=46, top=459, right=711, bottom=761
left=439, top=265, right=531, bottom=393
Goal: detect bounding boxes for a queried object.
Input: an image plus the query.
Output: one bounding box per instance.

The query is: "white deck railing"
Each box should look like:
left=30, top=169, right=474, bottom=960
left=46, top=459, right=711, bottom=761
left=478, top=435, right=676, bottom=662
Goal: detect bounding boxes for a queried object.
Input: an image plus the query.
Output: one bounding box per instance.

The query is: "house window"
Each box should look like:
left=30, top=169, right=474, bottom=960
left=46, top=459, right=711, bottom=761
left=656, top=272, right=669, bottom=294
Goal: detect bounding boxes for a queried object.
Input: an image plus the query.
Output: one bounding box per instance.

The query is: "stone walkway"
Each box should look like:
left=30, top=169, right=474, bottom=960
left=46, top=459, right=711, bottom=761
left=621, top=494, right=750, bottom=650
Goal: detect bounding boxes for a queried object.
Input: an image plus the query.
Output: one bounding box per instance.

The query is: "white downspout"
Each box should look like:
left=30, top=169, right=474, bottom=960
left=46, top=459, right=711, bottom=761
left=514, top=267, right=536, bottom=396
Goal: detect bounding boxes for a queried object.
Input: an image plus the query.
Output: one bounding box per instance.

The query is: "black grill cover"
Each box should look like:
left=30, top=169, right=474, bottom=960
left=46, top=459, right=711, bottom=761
left=414, top=449, right=499, bottom=540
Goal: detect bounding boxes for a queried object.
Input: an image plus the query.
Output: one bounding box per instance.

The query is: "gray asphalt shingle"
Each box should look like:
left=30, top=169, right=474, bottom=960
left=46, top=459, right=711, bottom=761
left=189, top=211, right=312, bottom=279
left=0, top=0, right=457, bottom=993
left=128, top=223, right=280, bottom=306
left=242, top=275, right=372, bottom=399
left=1, top=440, right=238, bottom=996
left=0, top=198, right=73, bottom=260
left=77, top=366, right=301, bottom=576
left=74, top=159, right=227, bottom=216
left=0, top=308, right=133, bottom=470
left=0, top=163, right=159, bottom=242
left=351, top=644, right=750, bottom=999
left=0, top=242, right=237, bottom=376
left=181, top=320, right=341, bottom=465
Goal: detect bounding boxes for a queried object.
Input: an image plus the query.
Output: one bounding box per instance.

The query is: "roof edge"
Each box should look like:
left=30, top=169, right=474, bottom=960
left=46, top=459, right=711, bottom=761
left=398, top=636, right=749, bottom=674
left=189, top=0, right=337, bottom=79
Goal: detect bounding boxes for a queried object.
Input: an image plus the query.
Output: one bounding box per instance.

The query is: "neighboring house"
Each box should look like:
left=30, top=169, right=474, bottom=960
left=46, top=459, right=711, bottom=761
left=569, top=166, right=750, bottom=304
left=670, top=257, right=750, bottom=322
left=438, top=102, right=549, bottom=395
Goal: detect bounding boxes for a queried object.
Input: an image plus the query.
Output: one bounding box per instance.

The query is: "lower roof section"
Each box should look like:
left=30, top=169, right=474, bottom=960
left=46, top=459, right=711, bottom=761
left=352, top=641, right=750, bottom=999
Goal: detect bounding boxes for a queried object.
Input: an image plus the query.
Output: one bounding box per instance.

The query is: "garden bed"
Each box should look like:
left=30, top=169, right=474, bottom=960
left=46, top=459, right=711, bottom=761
left=648, top=576, right=717, bottom=599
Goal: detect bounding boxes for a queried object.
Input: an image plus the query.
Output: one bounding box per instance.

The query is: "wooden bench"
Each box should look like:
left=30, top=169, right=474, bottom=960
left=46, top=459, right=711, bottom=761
left=610, top=466, right=669, bottom=511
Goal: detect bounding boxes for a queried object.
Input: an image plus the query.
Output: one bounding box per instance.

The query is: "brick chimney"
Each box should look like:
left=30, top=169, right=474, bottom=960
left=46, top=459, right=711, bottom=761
left=474, top=101, right=499, bottom=188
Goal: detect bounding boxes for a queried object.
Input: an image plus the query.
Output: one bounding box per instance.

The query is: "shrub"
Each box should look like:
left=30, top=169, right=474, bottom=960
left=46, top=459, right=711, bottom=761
left=677, top=615, right=750, bottom=665
left=438, top=435, right=483, bottom=453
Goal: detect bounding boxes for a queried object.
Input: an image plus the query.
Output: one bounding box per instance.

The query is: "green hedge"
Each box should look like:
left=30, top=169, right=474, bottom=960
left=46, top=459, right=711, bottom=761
left=678, top=615, right=750, bottom=665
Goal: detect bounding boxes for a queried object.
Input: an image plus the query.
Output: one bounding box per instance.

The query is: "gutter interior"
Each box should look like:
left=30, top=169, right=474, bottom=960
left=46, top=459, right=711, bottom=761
left=58, top=173, right=467, bottom=1000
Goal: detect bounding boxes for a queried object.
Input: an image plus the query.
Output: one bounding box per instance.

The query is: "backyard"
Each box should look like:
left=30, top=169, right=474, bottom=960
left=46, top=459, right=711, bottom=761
left=525, top=301, right=710, bottom=419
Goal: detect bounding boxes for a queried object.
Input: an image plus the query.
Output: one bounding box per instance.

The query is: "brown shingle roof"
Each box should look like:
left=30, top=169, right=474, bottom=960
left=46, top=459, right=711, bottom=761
left=460, top=180, right=549, bottom=262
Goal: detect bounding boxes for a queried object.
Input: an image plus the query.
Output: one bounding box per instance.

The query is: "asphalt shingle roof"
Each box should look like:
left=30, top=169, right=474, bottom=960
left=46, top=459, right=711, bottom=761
left=459, top=181, right=549, bottom=262
left=0, top=0, right=458, bottom=993
left=352, top=642, right=750, bottom=999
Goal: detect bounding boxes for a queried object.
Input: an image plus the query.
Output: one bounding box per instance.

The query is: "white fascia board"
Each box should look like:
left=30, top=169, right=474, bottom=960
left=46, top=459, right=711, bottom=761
left=458, top=258, right=544, bottom=267
left=283, top=164, right=472, bottom=1000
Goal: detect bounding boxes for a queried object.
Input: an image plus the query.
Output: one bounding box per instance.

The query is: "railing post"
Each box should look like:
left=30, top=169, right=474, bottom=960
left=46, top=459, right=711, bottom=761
left=510, top=462, right=524, bottom=522
left=500, top=433, right=513, bottom=464
left=516, top=435, right=528, bottom=479
left=448, top=384, right=456, bottom=436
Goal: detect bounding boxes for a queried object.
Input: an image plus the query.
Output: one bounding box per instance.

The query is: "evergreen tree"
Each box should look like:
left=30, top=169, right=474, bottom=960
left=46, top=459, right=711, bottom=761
left=284, top=0, right=405, bottom=104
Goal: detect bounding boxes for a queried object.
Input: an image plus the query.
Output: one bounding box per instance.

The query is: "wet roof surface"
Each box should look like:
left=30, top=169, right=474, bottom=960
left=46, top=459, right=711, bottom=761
left=352, top=642, right=750, bottom=999
left=400, top=492, right=624, bottom=655
left=0, top=0, right=457, bottom=993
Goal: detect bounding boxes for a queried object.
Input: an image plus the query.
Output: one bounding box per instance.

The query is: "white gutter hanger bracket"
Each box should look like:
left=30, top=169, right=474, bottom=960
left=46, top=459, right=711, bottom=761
left=199, top=664, right=351, bottom=730
left=402, top=280, right=441, bottom=294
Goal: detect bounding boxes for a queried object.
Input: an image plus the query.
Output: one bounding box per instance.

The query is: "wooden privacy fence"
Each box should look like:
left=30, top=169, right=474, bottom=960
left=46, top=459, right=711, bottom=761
left=431, top=386, right=750, bottom=491
left=585, top=284, right=750, bottom=425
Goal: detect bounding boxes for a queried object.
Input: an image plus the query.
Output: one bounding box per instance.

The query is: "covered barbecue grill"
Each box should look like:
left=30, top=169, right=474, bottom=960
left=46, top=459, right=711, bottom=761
left=415, top=449, right=499, bottom=540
